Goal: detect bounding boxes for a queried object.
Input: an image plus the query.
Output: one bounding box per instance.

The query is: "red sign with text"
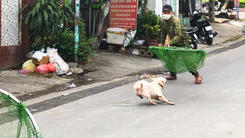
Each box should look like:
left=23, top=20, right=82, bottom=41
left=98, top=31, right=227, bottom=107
left=109, top=0, right=138, bottom=29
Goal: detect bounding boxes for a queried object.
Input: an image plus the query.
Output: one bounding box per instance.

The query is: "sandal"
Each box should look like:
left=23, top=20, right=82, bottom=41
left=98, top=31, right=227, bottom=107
left=166, top=76, right=177, bottom=80
left=194, top=76, right=202, bottom=84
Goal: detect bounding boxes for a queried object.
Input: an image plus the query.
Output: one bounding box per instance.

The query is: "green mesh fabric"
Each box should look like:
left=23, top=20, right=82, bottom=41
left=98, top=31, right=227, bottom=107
left=0, top=94, right=42, bottom=138
left=149, top=46, right=206, bottom=73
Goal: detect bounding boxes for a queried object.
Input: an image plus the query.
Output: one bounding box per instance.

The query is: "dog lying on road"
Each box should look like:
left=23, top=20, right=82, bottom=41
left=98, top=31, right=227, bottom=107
left=133, top=77, right=174, bottom=105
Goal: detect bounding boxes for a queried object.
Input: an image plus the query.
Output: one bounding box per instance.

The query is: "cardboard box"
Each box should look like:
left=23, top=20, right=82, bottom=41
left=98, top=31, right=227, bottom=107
left=32, top=56, right=50, bottom=65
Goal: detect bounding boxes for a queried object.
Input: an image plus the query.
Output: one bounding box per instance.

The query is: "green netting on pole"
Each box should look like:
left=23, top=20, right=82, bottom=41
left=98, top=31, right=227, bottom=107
left=149, top=46, right=206, bottom=73
left=0, top=93, right=42, bottom=138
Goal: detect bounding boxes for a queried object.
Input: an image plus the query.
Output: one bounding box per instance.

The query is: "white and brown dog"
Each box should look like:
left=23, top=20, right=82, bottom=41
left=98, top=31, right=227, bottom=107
left=133, top=77, right=174, bottom=105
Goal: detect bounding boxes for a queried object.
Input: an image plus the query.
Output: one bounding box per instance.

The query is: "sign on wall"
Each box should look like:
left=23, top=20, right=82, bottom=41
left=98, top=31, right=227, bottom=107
left=109, top=0, right=138, bottom=29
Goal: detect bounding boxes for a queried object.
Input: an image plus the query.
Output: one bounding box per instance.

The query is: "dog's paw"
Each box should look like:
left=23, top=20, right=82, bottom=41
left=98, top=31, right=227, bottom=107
left=151, top=103, right=158, bottom=106
left=167, top=101, right=175, bottom=105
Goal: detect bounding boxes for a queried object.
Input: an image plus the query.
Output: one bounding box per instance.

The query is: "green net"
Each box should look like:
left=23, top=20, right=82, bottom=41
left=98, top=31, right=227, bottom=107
left=149, top=46, right=206, bottom=73
left=0, top=94, right=42, bottom=138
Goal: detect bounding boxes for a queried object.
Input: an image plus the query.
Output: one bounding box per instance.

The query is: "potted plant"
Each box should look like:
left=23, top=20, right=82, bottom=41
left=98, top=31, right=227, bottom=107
left=143, top=23, right=161, bottom=46
left=77, top=38, right=95, bottom=65
left=76, top=17, right=95, bottom=65
left=136, top=10, right=162, bottom=46
left=56, top=18, right=95, bottom=64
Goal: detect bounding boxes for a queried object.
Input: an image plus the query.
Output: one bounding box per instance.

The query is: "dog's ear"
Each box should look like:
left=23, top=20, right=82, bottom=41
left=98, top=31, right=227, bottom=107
left=162, top=78, right=167, bottom=83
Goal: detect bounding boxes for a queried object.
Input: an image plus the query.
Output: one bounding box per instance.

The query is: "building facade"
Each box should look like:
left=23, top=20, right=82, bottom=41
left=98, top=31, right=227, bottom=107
left=0, top=0, right=33, bottom=69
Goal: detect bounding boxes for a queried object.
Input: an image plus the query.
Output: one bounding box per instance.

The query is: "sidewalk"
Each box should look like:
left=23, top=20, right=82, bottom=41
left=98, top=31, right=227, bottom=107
left=197, top=22, right=244, bottom=50
left=0, top=20, right=244, bottom=98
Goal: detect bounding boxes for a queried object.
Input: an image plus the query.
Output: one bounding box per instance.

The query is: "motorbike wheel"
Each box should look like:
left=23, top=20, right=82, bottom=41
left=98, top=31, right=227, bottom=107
left=206, top=38, right=213, bottom=45
left=191, top=39, right=197, bottom=49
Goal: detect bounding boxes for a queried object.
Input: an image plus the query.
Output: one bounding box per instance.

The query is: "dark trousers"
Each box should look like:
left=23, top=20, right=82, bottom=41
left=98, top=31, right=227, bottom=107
left=170, top=70, right=199, bottom=77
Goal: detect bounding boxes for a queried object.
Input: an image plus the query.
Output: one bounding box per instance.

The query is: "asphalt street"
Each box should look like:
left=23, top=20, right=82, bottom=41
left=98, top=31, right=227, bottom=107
left=34, top=44, right=245, bottom=138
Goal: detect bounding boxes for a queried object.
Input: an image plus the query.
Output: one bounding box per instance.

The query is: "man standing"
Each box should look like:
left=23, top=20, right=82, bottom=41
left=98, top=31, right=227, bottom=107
left=159, top=5, right=203, bottom=84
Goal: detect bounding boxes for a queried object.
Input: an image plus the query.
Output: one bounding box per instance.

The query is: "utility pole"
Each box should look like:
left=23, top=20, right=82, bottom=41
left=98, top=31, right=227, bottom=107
left=212, top=0, right=215, bottom=22
left=209, top=0, right=211, bottom=20
left=209, top=0, right=215, bottom=22
left=237, top=0, right=240, bottom=19
left=75, top=0, right=80, bottom=62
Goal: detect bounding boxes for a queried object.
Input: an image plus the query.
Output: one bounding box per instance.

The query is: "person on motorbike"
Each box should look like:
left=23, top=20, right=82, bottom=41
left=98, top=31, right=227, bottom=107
left=158, top=5, right=203, bottom=84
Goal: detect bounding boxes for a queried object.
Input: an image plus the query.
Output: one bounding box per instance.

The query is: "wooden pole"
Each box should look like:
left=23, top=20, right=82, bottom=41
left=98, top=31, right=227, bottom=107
left=212, top=0, right=215, bottom=21
left=209, top=0, right=212, bottom=20
left=89, top=5, right=91, bottom=36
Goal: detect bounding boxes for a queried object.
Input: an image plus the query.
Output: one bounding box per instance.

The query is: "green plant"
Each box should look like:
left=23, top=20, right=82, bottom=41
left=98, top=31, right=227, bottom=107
left=20, top=0, right=74, bottom=34
left=77, top=17, right=95, bottom=61
left=77, top=38, right=94, bottom=61
left=142, top=15, right=161, bottom=39
left=136, top=10, right=162, bottom=39
left=138, top=0, right=148, bottom=13
left=52, top=18, right=94, bottom=62
left=26, top=3, right=94, bottom=62
left=240, top=2, right=245, bottom=8
left=223, top=34, right=242, bottom=43
left=57, top=27, right=75, bottom=61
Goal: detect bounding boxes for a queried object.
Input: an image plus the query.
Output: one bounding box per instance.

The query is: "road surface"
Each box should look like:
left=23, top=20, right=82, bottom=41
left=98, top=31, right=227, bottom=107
left=34, top=44, right=245, bottom=138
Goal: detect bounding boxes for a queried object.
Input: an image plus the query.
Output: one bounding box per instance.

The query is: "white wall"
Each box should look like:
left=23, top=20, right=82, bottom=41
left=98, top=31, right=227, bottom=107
left=147, top=0, right=162, bottom=16
left=195, top=0, right=202, bottom=11
left=147, top=0, right=156, bottom=11
left=171, top=0, right=179, bottom=17
left=162, top=0, right=179, bottom=17
left=164, top=0, right=170, bottom=5
left=155, top=0, right=163, bottom=16
left=1, top=0, right=21, bottom=46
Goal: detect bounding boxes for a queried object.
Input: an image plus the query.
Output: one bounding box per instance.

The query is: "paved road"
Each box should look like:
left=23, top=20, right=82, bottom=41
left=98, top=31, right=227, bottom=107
left=34, top=44, right=245, bottom=138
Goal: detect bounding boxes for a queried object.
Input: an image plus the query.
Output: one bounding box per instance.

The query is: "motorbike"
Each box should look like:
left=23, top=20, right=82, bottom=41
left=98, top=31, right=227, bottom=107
left=189, top=11, right=218, bottom=45
left=202, top=0, right=220, bottom=14
left=185, top=27, right=199, bottom=49
left=202, top=0, right=234, bottom=18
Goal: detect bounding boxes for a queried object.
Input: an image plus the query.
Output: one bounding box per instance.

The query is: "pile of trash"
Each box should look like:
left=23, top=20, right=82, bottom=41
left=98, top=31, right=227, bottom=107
left=139, top=74, right=157, bottom=79
left=19, top=47, right=70, bottom=75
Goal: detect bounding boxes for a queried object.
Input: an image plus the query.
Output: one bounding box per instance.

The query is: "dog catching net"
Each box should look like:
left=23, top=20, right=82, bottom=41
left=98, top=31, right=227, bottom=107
left=149, top=46, right=206, bottom=73
left=0, top=90, right=42, bottom=138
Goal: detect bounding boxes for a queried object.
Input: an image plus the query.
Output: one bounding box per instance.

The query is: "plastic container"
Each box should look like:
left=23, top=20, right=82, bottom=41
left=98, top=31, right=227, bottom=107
left=106, top=28, right=126, bottom=45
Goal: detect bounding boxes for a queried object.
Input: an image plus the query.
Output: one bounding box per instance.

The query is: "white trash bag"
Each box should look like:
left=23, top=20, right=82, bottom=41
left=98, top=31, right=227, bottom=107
left=32, top=50, right=47, bottom=62
left=47, top=47, right=69, bottom=75
left=124, top=30, right=137, bottom=47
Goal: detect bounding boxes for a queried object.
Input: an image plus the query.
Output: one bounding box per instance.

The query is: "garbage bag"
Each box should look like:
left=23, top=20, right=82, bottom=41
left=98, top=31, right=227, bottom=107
left=18, top=69, right=31, bottom=74
left=46, top=47, right=69, bottom=75
left=32, top=51, right=48, bottom=62
left=47, top=63, right=56, bottom=73
left=148, top=46, right=206, bottom=73
left=124, top=30, right=137, bottom=47
left=35, top=64, right=49, bottom=74
left=22, top=60, right=36, bottom=72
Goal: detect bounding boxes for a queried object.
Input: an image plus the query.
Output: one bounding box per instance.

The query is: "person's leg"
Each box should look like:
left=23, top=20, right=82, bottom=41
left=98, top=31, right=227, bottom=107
left=166, top=72, right=177, bottom=80
left=189, top=70, right=202, bottom=84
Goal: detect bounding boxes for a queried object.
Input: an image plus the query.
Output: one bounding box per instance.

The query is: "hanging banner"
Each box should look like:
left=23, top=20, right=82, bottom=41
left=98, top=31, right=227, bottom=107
left=109, top=0, right=138, bottom=29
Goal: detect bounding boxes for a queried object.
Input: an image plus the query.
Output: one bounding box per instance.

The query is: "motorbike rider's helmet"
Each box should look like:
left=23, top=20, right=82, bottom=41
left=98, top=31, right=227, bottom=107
left=193, top=11, right=198, bottom=15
